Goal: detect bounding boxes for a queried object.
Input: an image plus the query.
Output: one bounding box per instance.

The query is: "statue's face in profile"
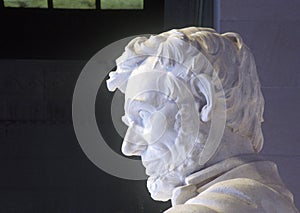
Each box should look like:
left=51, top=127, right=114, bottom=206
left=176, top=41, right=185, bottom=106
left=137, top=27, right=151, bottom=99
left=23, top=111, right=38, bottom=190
left=119, top=57, right=202, bottom=200
left=122, top=91, right=180, bottom=200
left=122, top=91, right=178, bottom=171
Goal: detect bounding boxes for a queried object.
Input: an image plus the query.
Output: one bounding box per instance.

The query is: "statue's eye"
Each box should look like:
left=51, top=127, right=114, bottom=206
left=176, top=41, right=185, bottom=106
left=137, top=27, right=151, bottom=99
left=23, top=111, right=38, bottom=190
left=138, top=110, right=152, bottom=129
left=138, top=110, right=151, bottom=121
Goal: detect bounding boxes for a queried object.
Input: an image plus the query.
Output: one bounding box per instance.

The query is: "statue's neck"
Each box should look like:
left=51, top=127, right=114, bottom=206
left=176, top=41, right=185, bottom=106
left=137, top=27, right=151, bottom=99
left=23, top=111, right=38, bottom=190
left=205, top=126, right=256, bottom=167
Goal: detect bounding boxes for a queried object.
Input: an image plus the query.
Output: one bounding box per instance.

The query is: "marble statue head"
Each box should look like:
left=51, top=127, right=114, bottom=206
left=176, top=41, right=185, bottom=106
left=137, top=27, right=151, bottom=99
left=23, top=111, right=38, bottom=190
left=106, top=27, right=264, bottom=201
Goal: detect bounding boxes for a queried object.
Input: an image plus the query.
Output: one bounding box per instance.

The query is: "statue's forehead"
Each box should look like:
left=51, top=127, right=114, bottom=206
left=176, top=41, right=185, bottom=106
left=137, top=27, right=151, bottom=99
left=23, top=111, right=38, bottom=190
left=125, top=91, right=170, bottom=112
left=124, top=72, right=171, bottom=113
left=125, top=71, right=170, bottom=99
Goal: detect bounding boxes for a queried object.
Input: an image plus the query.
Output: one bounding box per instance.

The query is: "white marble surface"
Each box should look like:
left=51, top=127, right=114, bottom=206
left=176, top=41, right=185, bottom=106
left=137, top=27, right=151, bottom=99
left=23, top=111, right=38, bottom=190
left=107, top=27, right=299, bottom=212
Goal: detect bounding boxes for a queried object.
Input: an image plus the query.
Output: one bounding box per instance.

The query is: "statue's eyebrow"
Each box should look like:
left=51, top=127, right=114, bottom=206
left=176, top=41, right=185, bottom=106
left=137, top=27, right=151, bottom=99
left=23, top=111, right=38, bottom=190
left=126, top=99, right=156, bottom=113
left=123, top=99, right=156, bottom=125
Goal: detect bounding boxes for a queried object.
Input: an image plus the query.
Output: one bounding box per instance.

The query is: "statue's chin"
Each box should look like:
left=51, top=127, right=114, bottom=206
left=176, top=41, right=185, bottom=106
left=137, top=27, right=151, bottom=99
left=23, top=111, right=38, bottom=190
left=145, top=167, right=184, bottom=201
left=150, top=191, right=170, bottom=202
left=145, top=152, right=202, bottom=202
left=147, top=177, right=173, bottom=201
left=144, top=135, right=205, bottom=202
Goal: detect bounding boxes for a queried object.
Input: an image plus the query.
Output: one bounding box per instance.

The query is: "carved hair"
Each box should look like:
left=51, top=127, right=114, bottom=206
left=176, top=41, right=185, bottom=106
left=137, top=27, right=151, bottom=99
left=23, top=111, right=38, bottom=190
left=107, top=27, right=265, bottom=152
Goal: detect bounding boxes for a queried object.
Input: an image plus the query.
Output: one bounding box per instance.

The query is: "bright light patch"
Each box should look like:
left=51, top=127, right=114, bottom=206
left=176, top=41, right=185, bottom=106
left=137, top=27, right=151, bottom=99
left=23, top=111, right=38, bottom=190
left=53, top=0, right=95, bottom=9
left=4, top=0, right=47, bottom=8
left=101, top=0, right=143, bottom=9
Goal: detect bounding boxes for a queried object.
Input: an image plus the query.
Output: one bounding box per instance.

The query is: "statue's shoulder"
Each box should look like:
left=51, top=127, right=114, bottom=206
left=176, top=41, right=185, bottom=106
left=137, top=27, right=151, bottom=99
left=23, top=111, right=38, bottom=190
left=167, top=160, right=299, bottom=213
left=164, top=203, right=218, bottom=213
left=167, top=177, right=299, bottom=213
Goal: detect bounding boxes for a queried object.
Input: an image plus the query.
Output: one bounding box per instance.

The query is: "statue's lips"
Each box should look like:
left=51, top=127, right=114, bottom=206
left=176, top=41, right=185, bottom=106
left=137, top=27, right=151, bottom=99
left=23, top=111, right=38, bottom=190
left=142, top=157, right=167, bottom=177
left=143, top=160, right=159, bottom=176
left=141, top=148, right=170, bottom=176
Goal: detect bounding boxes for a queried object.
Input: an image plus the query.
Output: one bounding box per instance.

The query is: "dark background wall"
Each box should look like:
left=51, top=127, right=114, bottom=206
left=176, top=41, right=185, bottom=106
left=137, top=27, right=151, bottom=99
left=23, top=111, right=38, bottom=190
left=0, top=1, right=171, bottom=212
left=0, top=1, right=204, bottom=212
left=0, top=0, right=299, bottom=212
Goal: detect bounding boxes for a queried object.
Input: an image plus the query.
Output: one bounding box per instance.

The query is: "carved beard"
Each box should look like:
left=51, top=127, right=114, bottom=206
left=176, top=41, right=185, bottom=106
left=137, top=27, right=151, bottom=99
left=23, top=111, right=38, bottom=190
left=144, top=134, right=205, bottom=201
left=141, top=100, right=207, bottom=201
left=147, top=168, right=183, bottom=201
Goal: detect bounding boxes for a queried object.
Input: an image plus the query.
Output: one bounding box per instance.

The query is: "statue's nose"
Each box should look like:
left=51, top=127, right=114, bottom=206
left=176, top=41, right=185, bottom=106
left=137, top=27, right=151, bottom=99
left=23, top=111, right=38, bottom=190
left=122, top=126, right=147, bottom=156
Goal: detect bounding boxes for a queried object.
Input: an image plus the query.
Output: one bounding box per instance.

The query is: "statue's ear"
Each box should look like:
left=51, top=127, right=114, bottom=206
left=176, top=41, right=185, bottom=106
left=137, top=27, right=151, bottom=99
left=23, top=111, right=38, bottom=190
left=191, top=74, right=215, bottom=122
left=222, top=32, right=243, bottom=50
